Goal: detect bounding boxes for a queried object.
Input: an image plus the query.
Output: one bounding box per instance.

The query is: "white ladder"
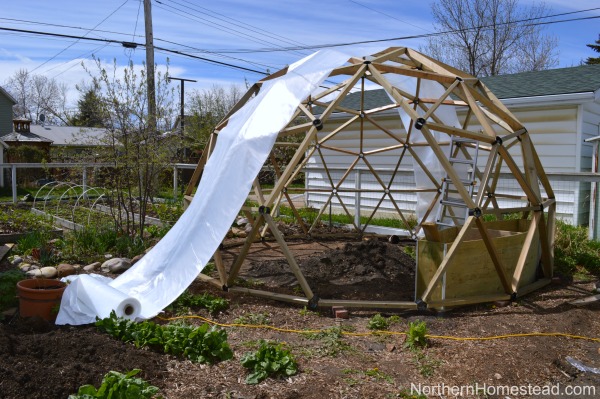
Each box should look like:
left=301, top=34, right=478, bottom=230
left=436, top=137, right=479, bottom=227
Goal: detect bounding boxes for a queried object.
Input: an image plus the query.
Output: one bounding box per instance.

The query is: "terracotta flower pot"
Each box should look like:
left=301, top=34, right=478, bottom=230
left=16, top=278, right=66, bottom=322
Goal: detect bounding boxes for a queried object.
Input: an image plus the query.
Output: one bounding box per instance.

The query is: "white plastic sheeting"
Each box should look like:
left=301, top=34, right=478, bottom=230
left=56, top=47, right=375, bottom=325
left=56, top=274, right=141, bottom=323
left=385, top=75, right=458, bottom=222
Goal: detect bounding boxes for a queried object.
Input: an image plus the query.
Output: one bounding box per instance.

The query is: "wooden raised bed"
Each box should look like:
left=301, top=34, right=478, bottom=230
left=416, top=219, right=542, bottom=307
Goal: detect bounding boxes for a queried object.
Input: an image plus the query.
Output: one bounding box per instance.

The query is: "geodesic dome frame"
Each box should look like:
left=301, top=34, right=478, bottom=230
left=185, top=46, right=555, bottom=310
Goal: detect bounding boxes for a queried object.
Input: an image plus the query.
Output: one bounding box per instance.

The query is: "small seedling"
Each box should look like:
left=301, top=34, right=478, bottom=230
left=368, top=313, right=389, bottom=330
left=303, top=326, right=353, bottom=357
left=234, top=312, right=271, bottom=325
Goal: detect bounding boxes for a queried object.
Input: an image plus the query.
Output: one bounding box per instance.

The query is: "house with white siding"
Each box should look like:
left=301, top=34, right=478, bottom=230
left=306, top=63, right=600, bottom=227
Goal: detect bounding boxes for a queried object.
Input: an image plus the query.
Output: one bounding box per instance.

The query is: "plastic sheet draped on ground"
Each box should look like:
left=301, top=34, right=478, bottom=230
left=56, top=47, right=379, bottom=325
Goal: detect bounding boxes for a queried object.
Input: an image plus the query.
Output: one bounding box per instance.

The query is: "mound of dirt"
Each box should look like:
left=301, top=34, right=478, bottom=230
left=245, top=239, right=416, bottom=301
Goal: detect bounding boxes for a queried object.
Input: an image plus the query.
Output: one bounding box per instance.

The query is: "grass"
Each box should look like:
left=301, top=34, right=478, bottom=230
left=276, top=205, right=418, bottom=230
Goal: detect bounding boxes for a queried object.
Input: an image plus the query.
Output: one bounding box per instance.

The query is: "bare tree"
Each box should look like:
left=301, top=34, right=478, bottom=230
left=5, top=69, right=69, bottom=124
left=424, top=0, right=558, bottom=76
left=185, top=84, right=244, bottom=151
left=79, top=57, right=177, bottom=237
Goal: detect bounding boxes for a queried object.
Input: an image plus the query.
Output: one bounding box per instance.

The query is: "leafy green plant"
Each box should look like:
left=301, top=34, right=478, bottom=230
left=0, top=270, right=25, bottom=316
left=234, top=312, right=270, bottom=325
left=95, top=311, right=233, bottom=363
left=405, top=320, right=428, bottom=350
left=240, top=340, right=298, bottom=384
left=69, top=369, right=161, bottom=399
left=168, top=290, right=229, bottom=314
left=0, top=206, right=55, bottom=234
left=151, top=201, right=184, bottom=224
left=367, top=313, right=390, bottom=330
left=403, top=246, right=416, bottom=260
left=303, top=326, right=353, bottom=357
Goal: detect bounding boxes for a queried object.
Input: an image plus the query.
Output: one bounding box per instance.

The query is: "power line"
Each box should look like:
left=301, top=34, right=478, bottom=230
left=0, top=25, right=269, bottom=75
left=0, top=17, right=143, bottom=39
left=204, top=11, right=600, bottom=54
left=1, top=7, right=599, bottom=76
left=160, top=0, right=309, bottom=50
left=153, top=0, right=307, bottom=57
left=31, top=0, right=129, bottom=73
left=347, top=0, right=433, bottom=33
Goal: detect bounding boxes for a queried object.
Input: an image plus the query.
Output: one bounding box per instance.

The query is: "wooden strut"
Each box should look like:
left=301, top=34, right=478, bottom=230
left=420, top=216, right=476, bottom=303
left=263, top=213, right=315, bottom=300
left=511, top=212, right=541, bottom=292
left=186, top=46, right=556, bottom=310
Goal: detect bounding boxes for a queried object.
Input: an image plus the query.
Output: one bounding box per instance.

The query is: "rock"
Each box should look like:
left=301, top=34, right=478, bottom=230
left=73, top=264, right=82, bottom=271
left=26, top=269, right=42, bottom=278
left=57, top=264, right=77, bottom=277
left=385, top=343, right=396, bottom=352
left=11, top=256, right=23, bottom=266
left=40, top=267, right=58, bottom=279
left=131, top=254, right=144, bottom=265
left=83, top=262, right=101, bottom=272
left=493, top=300, right=511, bottom=308
left=236, top=217, right=249, bottom=226
left=494, top=373, right=502, bottom=380
left=101, top=258, right=132, bottom=274
left=231, top=227, right=244, bottom=236
left=104, top=254, right=113, bottom=259
left=19, top=263, right=32, bottom=272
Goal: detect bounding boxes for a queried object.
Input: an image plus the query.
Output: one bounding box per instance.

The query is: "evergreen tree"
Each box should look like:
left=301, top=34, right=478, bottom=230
left=69, top=85, right=106, bottom=127
left=585, top=35, right=600, bottom=65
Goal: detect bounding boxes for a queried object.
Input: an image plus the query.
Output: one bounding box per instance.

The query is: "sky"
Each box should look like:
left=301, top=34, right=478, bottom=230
left=0, top=0, right=599, bottom=109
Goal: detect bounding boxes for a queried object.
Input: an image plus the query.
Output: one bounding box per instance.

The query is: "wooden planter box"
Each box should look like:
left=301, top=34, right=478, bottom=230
left=416, top=219, right=540, bottom=305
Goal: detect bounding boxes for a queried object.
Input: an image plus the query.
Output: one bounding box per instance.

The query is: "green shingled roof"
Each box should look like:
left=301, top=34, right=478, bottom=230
left=480, top=63, right=600, bottom=99
left=335, top=64, right=600, bottom=111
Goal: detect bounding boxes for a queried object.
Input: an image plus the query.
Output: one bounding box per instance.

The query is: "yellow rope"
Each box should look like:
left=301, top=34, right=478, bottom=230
left=157, top=314, right=600, bottom=343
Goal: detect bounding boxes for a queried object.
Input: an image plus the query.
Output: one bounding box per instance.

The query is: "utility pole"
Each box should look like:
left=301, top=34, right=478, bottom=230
left=144, top=0, right=156, bottom=132
left=168, top=77, right=197, bottom=136
left=168, top=77, right=197, bottom=159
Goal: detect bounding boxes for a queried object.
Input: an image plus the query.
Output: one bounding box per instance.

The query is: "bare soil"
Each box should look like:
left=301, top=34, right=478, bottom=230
left=1, top=236, right=600, bottom=399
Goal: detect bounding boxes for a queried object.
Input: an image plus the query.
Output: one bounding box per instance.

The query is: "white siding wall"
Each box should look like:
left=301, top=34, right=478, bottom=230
left=306, top=101, right=588, bottom=224
left=582, top=101, right=600, bottom=233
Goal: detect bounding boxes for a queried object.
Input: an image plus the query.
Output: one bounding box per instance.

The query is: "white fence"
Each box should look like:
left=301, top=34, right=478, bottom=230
left=0, top=162, right=197, bottom=203
left=305, top=166, right=600, bottom=239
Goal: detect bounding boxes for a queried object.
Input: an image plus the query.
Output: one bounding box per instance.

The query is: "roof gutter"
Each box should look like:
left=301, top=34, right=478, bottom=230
left=498, top=91, right=596, bottom=107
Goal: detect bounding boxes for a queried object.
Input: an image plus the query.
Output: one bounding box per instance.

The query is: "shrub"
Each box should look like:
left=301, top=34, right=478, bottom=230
left=554, top=219, right=600, bottom=277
